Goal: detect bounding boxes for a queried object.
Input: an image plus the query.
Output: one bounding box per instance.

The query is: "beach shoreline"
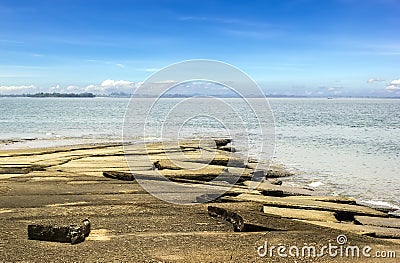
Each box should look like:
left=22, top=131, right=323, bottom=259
left=0, top=140, right=399, bottom=262
left=1, top=137, right=399, bottom=211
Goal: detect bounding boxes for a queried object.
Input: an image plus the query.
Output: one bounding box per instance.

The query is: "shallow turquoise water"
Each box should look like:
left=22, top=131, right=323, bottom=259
left=1, top=97, right=399, bottom=208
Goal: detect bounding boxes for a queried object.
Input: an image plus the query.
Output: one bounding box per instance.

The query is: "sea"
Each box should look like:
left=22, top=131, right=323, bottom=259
left=0, top=97, right=399, bottom=211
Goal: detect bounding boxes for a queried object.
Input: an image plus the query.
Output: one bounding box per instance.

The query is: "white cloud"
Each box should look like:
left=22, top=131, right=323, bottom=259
left=0, top=85, right=36, bottom=95
left=85, top=84, right=99, bottom=92
left=85, top=79, right=136, bottom=94
left=101, top=79, right=133, bottom=87
left=386, top=85, right=399, bottom=90
left=385, top=79, right=400, bottom=91
left=367, top=78, right=385, bottom=83
left=390, top=79, right=400, bottom=85
left=115, top=63, right=125, bottom=68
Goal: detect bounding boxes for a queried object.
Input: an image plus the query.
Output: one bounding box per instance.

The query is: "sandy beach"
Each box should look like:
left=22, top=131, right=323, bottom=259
left=0, top=140, right=398, bottom=262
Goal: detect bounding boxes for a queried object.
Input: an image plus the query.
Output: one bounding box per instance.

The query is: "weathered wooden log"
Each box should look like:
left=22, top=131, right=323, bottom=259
left=28, top=219, right=91, bottom=244
left=103, top=171, right=134, bottom=181
left=208, top=206, right=245, bottom=231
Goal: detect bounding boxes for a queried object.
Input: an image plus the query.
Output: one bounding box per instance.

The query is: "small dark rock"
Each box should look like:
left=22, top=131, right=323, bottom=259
left=269, top=179, right=283, bottom=185
left=261, top=189, right=284, bottom=197
left=214, top=138, right=232, bottom=147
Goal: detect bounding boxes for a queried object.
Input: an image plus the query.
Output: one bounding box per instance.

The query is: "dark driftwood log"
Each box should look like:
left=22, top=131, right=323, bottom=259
left=28, top=219, right=91, bottom=244
left=207, top=206, right=281, bottom=232
left=103, top=171, right=134, bottom=181
left=208, top=206, right=244, bottom=231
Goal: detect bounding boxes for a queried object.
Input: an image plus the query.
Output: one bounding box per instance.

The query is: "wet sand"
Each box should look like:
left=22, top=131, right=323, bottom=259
left=0, top=141, right=399, bottom=262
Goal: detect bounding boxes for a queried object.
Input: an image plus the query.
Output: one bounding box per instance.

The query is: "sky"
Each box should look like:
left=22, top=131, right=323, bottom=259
left=0, top=0, right=399, bottom=96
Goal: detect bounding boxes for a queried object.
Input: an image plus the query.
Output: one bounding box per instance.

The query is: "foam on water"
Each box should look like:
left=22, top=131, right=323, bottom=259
left=358, top=200, right=400, bottom=211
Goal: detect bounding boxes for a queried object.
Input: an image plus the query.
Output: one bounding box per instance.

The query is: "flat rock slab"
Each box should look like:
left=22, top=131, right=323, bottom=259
left=355, top=216, right=400, bottom=229
left=207, top=202, right=331, bottom=232
left=263, top=206, right=339, bottom=222
left=225, top=193, right=387, bottom=217
left=244, top=180, right=316, bottom=196
left=1, top=141, right=399, bottom=262
left=302, top=220, right=400, bottom=239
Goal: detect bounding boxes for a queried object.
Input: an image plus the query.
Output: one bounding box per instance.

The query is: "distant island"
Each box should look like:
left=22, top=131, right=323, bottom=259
left=27, top=92, right=96, bottom=98
left=0, top=92, right=96, bottom=98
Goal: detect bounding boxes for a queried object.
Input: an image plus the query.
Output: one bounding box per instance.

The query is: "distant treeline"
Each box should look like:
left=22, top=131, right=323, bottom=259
left=25, top=92, right=96, bottom=98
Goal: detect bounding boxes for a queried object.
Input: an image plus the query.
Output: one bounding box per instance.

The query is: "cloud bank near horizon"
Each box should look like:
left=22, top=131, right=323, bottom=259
left=1, top=78, right=399, bottom=97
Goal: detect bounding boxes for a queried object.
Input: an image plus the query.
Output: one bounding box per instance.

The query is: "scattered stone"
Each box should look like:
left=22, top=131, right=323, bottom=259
left=269, top=179, right=282, bottom=185
left=103, top=171, right=134, bottom=181
left=261, top=189, right=284, bottom=197
left=28, top=219, right=91, bottom=244
left=214, top=138, right=232, bottom=147
left=152, top=160, right=182, bottom=170
left=266, top=168, right=293, bottom=178
left=82, top=219, right=91, bottom=237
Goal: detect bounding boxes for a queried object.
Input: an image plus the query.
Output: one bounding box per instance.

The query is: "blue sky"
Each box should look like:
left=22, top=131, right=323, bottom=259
left=0, top=0, right=399, bottom=96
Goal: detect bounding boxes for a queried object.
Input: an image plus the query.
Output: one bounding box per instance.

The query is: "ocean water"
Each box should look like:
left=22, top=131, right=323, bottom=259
left=0, top=97, right=399, bottom=209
